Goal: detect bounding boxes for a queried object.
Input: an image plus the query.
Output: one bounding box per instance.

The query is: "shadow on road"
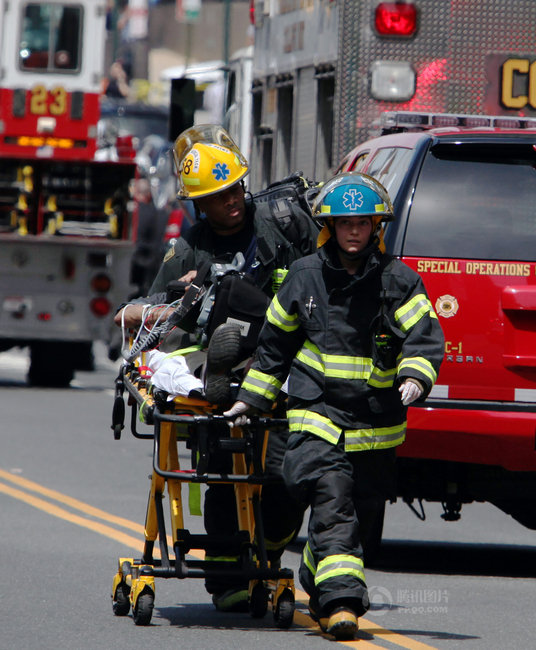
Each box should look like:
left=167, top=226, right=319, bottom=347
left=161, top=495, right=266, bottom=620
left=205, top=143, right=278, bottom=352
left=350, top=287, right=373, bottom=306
left=286, top=536, right=535, bottom=578
left=367, top=539, right=536, bottom=577
left=153, top=602, right=304, bottom=633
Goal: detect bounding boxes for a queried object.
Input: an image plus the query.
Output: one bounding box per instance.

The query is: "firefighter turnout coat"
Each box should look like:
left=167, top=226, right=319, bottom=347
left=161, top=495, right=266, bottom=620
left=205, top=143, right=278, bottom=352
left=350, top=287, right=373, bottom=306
left=238, top=241, right=444, bottom=447
left=148, top=197, right=318, bottom=297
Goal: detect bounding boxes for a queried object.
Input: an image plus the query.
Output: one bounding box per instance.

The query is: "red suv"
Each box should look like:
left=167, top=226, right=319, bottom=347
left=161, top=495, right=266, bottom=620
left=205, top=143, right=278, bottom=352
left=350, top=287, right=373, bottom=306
left=337, top=111, right=536, bottom=539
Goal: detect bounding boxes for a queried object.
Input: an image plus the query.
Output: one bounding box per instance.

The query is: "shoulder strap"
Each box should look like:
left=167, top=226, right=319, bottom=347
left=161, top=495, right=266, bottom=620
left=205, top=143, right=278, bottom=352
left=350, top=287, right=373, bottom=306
left=165, top=259, right=213, bottom=328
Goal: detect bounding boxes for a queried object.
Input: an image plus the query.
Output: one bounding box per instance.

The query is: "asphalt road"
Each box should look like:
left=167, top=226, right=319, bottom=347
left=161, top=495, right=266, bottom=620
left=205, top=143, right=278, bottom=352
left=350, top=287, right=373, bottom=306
left=1, top=344, right=535, bottom=649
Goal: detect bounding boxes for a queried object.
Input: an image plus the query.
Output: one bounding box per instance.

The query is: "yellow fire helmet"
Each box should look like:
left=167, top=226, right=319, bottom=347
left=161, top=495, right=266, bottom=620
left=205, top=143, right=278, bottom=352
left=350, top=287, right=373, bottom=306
left=173, top=124, right=249, bottom=199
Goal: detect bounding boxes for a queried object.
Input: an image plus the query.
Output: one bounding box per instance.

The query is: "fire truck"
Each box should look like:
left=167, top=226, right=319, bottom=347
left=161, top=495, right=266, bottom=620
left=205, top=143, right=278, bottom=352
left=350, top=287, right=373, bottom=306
left=248, top=0, right=536, bottom=191
left=0, top=0, right=138, bottom=386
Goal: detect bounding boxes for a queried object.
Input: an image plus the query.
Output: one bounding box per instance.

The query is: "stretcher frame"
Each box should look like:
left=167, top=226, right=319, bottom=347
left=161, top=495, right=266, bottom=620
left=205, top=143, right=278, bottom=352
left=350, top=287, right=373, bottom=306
left=110, top=361, right=296, bottom=628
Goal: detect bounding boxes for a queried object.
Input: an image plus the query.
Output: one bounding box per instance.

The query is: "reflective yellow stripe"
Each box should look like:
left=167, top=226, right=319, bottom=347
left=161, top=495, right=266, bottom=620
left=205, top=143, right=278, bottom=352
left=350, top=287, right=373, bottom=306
left=288, top=409, right=405, bottom=451
left=398, top=356, right=437, bottom=383
left=395, top=293, right=433, bottom=332
left=242, top=368, right=282, bottom=401
left=303, top=541, right=316, bottom=575
left=315, top=554, right=366, bottom=585
left=205, top=555, right=239, bottom=562
left=266, top=295, right=299, bottom=332
left=188, top=483, right=201, bottom=516
left=368, top=365, right=397, bottom=387
left=295, top=340, right=325, bottom=372
left=288, top=409, right=341, bottom=445
left=264, top=528, right=296, bottom=551
left=344, top=421, right=406, bottom=451
left=183, top=176, right=201, bottom=186
left=322, top=353, right=371, bottom=379
left=296, top=339, right=396, bottom=386
left=165, top=344, right=203, bottom=359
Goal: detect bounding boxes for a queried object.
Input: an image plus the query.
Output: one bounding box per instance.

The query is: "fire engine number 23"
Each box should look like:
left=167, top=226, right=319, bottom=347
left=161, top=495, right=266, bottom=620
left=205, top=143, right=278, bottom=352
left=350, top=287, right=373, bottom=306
left=30, top=85, right=67, bottom=116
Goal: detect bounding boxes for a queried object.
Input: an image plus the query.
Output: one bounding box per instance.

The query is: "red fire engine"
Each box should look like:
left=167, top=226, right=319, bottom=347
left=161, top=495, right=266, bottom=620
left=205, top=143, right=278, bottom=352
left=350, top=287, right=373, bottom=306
left=0, top=1, right=138, bottom=386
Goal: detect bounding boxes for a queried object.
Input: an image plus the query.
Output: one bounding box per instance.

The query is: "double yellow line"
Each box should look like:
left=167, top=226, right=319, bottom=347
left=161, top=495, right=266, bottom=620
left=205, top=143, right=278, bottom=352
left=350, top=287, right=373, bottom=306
left=0, top=468, right=438, bottom=649
left=0, top=468, right=147, bottom=553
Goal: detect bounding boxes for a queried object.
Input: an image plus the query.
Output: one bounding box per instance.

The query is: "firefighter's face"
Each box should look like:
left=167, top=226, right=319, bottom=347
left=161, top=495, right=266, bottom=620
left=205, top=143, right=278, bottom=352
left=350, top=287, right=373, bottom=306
left=195, top=182, right=246, bottom=235
left=334, top=216, right=373, bottom=254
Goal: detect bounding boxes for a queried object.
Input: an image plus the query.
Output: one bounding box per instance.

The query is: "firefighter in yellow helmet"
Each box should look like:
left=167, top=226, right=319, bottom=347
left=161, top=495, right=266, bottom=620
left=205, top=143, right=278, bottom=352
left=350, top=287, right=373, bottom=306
left=173, top=124, right=249, bottom=200
left=225, top=172, right=444, bottom=639
left=114, top=124, right=319, bottom=613
left=133, top=123, right=319, bottom=295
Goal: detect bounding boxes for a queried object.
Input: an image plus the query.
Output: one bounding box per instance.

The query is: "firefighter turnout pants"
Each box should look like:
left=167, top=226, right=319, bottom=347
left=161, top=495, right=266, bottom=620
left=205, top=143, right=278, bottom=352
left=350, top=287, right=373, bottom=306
left=282, top=431, right=396, bottom=617
left=204, top=426, right=305, bottom=594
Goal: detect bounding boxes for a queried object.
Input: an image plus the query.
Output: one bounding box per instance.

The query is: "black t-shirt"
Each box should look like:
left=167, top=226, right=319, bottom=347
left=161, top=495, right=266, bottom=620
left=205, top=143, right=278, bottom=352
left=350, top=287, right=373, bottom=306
left=211, top=217, right=257, bottom=272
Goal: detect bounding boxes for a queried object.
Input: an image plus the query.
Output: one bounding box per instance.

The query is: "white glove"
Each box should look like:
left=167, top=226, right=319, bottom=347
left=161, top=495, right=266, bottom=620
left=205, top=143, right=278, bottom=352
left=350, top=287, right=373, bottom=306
left=399, top=379, right=423, bottom=406
left=223, top=401, right=251, bottom=427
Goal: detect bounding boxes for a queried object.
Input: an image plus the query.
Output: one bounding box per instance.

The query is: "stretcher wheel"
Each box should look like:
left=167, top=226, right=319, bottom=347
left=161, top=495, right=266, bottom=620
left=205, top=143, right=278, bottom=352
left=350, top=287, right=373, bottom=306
left=112, top=581, right=131, bottom=616
left=273, top=589, right=295, bottom=629
left=133, top=589, right=154, bottom=626
left=249, top=583, right=269, bottom=618
left=112, top=395, right=125, bottom=440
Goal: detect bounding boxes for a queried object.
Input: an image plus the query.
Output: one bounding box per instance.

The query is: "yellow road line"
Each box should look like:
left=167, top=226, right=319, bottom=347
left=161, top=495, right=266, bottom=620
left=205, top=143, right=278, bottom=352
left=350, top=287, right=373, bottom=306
left=0, top=480, right=146, bottom=553
left=341, top=619, right=440, bottom=650
left=1, top=470, right=439, bottom=649
left=0, top=468, right=145, bottom=534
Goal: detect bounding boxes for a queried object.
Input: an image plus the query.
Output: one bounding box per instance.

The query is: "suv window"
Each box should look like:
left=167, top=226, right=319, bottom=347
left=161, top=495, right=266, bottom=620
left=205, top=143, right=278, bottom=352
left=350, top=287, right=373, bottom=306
left=403, top=143, right=536, bottom=260
left=366, top=147, right=412, bottom=200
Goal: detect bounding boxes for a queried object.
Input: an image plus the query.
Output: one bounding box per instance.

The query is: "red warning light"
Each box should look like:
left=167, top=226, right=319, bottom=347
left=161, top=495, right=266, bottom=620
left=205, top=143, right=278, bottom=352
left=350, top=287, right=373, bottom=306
left=90, top=297, right=111, bottom=317
left=375, top=2, right=418, bottom=37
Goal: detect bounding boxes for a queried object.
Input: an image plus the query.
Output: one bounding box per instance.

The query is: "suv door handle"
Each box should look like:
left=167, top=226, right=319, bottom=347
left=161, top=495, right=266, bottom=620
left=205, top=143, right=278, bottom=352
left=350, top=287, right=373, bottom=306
left=501, top=286, right=536, bottom=311
left=502, top=286, right=536, bottom=369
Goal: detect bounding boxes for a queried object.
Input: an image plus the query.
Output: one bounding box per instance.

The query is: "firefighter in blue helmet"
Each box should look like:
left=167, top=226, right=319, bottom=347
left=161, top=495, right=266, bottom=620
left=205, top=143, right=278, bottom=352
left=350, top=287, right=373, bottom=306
left=224, top=172, right=444, bottom=640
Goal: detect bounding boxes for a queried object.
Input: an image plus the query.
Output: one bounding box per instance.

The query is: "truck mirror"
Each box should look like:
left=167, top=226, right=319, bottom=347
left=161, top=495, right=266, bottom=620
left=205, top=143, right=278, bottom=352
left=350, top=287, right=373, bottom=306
left=169, top=78, right=196, bottom=143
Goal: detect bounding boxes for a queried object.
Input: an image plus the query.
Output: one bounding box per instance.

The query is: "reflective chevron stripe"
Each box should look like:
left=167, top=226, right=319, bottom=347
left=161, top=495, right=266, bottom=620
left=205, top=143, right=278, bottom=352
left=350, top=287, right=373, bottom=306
left=303, top=541, right=316, bottom=575
left=315, top=554, right=366, bottom=585
left=344, top=421, right=406, bottom=451
left=266, top=295, right=299, bottom=331
left=288, top=409, right=341, bottom=445
left=395, top=293, right=436, bottom=332
left=296, top=339, right=397, bottom=386
left=288, top=409, right=406, bottom=450
left=398, top=356, right=437, bottom=384
left=241, top=368, right=282, bottom=401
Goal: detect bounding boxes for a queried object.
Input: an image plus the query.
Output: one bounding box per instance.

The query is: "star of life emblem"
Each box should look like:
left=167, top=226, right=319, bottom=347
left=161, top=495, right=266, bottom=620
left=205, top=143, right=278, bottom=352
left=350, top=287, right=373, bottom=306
left=213, top=162, right=230, bottom=181
left=342, top=189, right=364, bottom=211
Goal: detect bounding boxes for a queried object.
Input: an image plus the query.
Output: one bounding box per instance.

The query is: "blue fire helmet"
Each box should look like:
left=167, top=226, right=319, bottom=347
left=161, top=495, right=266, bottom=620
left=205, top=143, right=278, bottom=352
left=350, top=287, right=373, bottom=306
left=312, top=172, right=394, bottom=223
left=312, top=172, right=394, bottom=250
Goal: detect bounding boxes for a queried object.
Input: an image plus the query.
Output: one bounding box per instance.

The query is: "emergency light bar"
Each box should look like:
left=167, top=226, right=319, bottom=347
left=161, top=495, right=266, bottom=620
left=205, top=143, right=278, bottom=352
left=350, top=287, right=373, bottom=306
left=3, top=135, right=80, bottom=150
left=12, top=136, right=76, bottom=148
left=380, top=111, right=536, bottom=132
